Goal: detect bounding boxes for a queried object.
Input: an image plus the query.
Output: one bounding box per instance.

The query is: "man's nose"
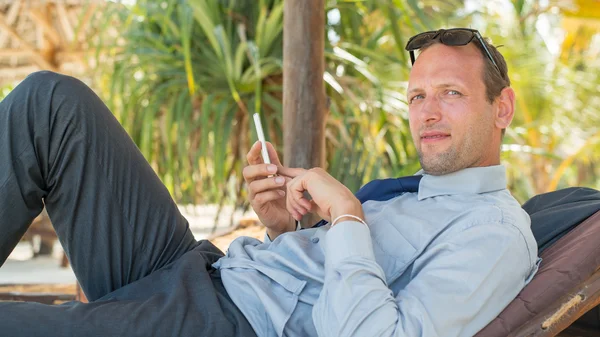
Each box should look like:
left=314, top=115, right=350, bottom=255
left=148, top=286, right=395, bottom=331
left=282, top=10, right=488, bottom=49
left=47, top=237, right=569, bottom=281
left=419, top=96, right=442, bottom=124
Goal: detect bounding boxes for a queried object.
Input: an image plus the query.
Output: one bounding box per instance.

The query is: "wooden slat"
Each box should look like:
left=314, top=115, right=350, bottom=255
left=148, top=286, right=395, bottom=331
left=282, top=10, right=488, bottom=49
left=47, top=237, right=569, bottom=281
left=0, top=0, right=105, bottom=4
left=74, top=3, right=97, bottom=44
left=0, top=292, right=76, bottom=305
left=0, top=0, right=21, bottom=47
left=557, top=324, right=600, bottom=337
left=510, top=269, right=600, bottom=337
left=55, top=2, right=75, bottom=42
left=0, top=49, right=30, bottom=57
left=0, top=12, right=58, bottom=71
left=0, top=49, right=85, bottom=59
left=0, top=65, right=39, bottom=79
left=56, top=50, right=86, bottom=62
left=28, top=7, right=64, bottom=46
left=36, top=20, right=44, bottom=50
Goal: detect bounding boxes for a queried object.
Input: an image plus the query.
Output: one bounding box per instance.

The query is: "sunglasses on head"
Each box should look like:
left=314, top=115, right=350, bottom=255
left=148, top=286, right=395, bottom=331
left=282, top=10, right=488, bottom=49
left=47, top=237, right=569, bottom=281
left=405, top=28, right=500, bottom=74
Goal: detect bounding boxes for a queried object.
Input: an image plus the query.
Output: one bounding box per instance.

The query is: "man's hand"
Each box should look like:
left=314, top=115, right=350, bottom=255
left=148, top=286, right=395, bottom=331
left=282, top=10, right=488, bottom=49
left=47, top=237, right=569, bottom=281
left=243, top=141, right=305, bottom=239
left=281, top=167, right=365, bottom=224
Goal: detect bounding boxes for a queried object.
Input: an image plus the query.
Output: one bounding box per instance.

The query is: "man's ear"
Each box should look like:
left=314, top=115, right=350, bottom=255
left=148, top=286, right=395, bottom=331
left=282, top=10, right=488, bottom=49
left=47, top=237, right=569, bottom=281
left=495, top=87, right=516, bottom=129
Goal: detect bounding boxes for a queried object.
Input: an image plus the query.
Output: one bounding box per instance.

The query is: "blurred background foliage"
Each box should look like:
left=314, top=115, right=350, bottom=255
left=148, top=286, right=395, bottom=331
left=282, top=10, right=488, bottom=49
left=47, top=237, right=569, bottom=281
left=74, top=0, right=600, bottom=208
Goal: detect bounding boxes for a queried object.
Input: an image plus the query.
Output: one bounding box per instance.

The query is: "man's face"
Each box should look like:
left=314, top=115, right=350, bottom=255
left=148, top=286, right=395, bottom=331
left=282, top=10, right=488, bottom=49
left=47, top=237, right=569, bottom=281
left=407, top=43, right=501, bottom=175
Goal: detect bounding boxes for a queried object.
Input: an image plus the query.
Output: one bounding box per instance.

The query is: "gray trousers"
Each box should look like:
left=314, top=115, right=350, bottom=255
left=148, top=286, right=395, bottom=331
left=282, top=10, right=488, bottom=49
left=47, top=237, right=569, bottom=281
left=0, top=71, right=257, bottom=337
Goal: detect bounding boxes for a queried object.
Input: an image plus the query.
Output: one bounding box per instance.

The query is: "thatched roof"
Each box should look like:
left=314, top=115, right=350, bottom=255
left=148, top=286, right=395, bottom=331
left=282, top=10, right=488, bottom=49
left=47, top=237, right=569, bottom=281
left=0, top=0, right=114, bottom=85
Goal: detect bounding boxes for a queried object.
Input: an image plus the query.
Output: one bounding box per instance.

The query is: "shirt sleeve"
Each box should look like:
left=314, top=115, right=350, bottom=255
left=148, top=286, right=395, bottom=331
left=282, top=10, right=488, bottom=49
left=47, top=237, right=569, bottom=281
left=312, top=220, right=534, bottom=337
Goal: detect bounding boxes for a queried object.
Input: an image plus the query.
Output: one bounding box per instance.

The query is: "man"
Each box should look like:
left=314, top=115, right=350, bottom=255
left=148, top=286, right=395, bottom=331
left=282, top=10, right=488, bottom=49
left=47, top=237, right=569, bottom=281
left=0, top=28, right=537, bottom=337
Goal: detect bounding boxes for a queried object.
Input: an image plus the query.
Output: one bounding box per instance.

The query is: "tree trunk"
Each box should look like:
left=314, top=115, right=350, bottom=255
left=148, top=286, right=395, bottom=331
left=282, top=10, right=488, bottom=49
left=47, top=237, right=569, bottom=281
left=283, top=0, right=326, bottom=227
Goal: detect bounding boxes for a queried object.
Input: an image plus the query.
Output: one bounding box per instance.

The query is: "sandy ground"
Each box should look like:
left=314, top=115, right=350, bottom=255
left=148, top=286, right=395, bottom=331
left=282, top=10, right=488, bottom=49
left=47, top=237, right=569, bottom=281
left=0, top=246, right=77, bottom=285
left=0, top=206, right=266, bottom=294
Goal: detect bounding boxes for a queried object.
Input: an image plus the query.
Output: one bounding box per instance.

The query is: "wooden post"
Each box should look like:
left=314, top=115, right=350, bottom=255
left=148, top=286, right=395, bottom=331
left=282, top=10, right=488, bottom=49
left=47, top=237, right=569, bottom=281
left=283, top=0, right=326, bottom=227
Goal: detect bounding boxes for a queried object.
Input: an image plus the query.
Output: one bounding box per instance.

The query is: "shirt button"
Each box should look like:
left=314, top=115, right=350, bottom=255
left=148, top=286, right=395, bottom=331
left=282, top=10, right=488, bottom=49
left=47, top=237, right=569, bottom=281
left=311, top=237, right=320, bottom=243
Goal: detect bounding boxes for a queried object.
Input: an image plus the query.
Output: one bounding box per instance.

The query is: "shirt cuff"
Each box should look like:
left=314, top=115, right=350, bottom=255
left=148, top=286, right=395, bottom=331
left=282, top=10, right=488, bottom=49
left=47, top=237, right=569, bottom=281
left=325, top=221, right=375, bottom=266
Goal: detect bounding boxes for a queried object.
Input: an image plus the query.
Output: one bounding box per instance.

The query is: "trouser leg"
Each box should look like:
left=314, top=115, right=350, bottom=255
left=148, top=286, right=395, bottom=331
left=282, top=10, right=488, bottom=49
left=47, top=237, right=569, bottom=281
left=0, top=241, right=255, bottom=337
left=0, top=71, right=198, bottom=300
left=0, top=71, right=257, bottom=336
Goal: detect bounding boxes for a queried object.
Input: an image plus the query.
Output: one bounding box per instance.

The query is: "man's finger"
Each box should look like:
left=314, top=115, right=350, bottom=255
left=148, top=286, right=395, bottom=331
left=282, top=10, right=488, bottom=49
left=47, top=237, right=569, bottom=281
left=246, top=141, right=265, bottom=165
left=247, top=141, right=281, bottom=166
left=248, top=176, right=286, bottom=196
left=278, top=166, right=308, bottom=178
left=286, top=177, right=310, bottom=219
left=243, top=163, right=279, bottom=183
left=253, top=190, right=286, bottom=206
left=286, top=194, right=302, bottom=221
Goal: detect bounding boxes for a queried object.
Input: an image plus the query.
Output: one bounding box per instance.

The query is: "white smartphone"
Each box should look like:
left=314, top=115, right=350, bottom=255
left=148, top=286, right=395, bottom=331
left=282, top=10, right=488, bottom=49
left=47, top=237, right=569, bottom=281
left=253, top=113, right=271, bottom=164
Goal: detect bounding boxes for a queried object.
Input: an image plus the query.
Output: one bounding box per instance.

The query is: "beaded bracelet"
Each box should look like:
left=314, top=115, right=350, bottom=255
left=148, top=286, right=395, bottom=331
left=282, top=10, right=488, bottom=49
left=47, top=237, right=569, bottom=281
left=330, top=214, right=368, bottom=228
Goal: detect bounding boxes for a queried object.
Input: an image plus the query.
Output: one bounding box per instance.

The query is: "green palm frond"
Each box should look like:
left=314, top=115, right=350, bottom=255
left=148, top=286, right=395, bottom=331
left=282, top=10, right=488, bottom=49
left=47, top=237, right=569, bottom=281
left=89, top=0, right=600, bottom=216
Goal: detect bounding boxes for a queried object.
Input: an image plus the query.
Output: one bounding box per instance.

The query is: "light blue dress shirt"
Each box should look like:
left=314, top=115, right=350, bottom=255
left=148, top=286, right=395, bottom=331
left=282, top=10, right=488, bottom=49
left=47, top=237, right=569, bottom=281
left=213, top=165, right=539, bottom=337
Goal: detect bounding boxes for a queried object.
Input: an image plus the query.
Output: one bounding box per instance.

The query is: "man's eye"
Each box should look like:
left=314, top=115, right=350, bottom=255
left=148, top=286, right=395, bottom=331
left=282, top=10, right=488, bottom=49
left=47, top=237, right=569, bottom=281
left=448, top=90, right=462, bottom=96
left=409, top=94, right=424, bottom=103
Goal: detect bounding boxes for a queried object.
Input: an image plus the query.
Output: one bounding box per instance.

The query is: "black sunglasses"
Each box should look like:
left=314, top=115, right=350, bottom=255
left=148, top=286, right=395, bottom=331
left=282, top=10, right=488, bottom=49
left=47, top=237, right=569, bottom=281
left=405, top=28, right=500, bottom=74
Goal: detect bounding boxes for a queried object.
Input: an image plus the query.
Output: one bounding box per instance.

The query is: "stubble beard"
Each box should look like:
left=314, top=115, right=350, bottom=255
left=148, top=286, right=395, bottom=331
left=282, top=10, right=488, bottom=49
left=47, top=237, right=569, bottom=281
left=418, top=145, right=463, bottom=176
left=417, top=126, right=490, bottom=176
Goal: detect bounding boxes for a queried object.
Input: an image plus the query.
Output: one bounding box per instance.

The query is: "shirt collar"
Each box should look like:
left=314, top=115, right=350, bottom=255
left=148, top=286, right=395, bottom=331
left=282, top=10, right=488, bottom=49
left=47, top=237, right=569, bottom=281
left=416, top=165, right=507, bottom=201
